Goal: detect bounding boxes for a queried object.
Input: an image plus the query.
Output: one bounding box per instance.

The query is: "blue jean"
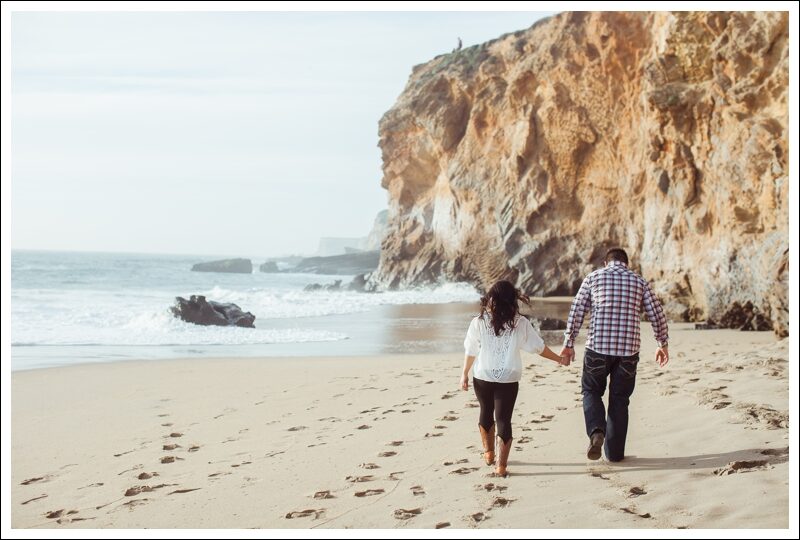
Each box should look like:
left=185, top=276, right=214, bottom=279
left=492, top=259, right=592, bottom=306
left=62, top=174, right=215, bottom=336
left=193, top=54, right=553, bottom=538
left=581, top=348, right=639, bottom=462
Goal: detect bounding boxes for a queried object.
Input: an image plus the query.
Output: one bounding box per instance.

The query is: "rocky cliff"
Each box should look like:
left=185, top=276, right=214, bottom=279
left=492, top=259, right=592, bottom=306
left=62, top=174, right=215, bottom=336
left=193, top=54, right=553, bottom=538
left=370, top=11, right=789, bottom=335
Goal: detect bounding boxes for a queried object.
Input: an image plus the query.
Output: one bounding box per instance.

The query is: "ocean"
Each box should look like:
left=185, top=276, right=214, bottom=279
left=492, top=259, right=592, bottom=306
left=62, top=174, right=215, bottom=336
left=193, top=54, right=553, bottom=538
left=10, top=250, right=571, bottom=371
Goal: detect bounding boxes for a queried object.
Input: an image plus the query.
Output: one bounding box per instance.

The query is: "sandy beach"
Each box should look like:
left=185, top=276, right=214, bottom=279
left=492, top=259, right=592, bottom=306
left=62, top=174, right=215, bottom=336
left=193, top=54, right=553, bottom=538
left=10, top=323, right=789, bottom=529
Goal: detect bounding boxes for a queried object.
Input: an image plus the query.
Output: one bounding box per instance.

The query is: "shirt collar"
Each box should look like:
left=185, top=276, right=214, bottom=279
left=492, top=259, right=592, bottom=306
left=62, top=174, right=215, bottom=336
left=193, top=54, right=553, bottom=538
left=607, top=260, right=628, bottom=268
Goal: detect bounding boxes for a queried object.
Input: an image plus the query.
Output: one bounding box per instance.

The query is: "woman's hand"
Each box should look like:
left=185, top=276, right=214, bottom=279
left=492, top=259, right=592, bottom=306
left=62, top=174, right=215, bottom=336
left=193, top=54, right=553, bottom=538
left=460, top=373, right=469, bottom=391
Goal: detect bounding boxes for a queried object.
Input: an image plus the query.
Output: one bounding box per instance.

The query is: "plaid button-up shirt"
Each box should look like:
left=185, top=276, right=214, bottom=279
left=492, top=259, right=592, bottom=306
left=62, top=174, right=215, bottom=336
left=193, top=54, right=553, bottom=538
left=563, top=260, right=669, bottom=356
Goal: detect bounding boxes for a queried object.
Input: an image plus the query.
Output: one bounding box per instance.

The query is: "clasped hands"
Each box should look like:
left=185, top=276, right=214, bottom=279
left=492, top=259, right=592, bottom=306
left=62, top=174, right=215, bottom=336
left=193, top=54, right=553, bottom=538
left=558, top=347, right=574, bottom=366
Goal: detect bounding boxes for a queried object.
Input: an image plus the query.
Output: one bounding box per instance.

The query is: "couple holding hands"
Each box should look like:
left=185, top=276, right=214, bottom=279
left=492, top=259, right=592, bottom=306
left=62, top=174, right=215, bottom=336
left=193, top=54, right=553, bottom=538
left=459, top=248, right=670, bottom=477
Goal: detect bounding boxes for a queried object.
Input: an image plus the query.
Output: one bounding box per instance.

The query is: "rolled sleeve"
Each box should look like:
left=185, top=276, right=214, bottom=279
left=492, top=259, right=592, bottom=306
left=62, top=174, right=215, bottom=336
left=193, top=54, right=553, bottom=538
left=521, top=317, right=545, bottom=354
left=464, top=317, right=481, bottom=356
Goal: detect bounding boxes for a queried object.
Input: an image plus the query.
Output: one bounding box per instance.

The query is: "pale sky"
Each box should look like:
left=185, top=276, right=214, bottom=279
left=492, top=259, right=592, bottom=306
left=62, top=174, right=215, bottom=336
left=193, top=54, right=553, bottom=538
left=11, top=10, right=555, bottom=257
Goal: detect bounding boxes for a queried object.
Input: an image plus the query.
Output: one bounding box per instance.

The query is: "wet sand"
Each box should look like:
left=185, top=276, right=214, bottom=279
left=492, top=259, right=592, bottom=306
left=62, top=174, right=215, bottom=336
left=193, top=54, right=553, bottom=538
left=11, top=299, right=572, bottom=370
left=10, top=323, right=789, bottom=528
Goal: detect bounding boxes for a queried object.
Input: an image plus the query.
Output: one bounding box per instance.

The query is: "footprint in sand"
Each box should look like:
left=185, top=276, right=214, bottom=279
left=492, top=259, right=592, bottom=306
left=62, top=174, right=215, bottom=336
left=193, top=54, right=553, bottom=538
left=760, top=446, right=789, bottom=460
left=491, top=497, right=515, bottom=508
left=285, top=509, right=324, bottom=519
left=287, top=426, right=307, bottom=432
left=163, top=444, right=180, bottom=451
left=411, top=485, right=425, bottom=496
left=713, top=460, right=770, bottom=475
left=476, top=483, right=507, bottom=492
left=168, top=432, right=183, bottom=438
left=590, top=471, right=609, bottom=480
left=628, top=487, right=647, bottom=497
left=470, top=512, right=486, bottom=523
left=44, top=509, right=69, bottom=519
left=401, top=409, right=413, bottom=413
left=440, top=415, right=458, bottom=421
left=313, top=490, right=335, bottom=499
left=360, top=463, right=381, bottom=469
left=435, top=522, right=450, bottom=528
left=356, top=425, right=372, bottom=430
left=388, top=471, right=404, bottom=480
left=230, top=461, right=252, bottom=468
left=620, top=507, right=652, bottom=519
left=136, top=472, right=158, bottom=480
left=160, top=456, right=184, bottom=464
left=124, top=484, right=173, bottom=496
left=443, top=459, right=469, bottom=466
left=188, top=445, right=201, bottom=452
left=393, top=508, right=422, bottom=520
left=355, top=488, right=385, bottom=497
left=378, top=451, right=397, bottom=458
left=434, top=425, right=448, bottom=430
left=464, top=402, right=479, bottom=408
left=425, top=432, right=443, bottom=438
left=54, top=511, right=90, bottom=524
left=117, top=464, right=144, bottom=476
left=208, top=472, right=232, bottom=479
left=450, top=467, right=479, bottom=475
left=346, top=475, right=374, bottom=483
left=387, top=441, right=404, bottom=446
left=20, top=476, right=50, bottom=486
left=737, top=405, right=789, bottom=429
left=168, top=488, right=201, bottom=495
left=115, top=498, right=149, bottom=511
left=21, top=495, right=48, bottom=505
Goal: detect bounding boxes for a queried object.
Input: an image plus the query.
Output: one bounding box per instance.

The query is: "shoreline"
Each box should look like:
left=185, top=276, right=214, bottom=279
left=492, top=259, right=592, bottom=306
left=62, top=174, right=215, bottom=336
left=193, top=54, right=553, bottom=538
left=11, top=299, right=574, bottom=372
left=11, top=325, right=789, bottom=528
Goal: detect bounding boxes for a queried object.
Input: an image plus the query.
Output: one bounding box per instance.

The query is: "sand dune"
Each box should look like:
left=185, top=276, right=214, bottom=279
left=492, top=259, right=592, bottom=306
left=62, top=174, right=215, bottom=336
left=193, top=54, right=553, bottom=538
left=11, top=323, right=789, bottom=528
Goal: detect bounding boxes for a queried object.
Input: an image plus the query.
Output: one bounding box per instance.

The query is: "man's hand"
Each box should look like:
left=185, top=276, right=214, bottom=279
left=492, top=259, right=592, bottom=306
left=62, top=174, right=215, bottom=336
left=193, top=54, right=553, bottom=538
left=559, top=347, right=575, bottom=366
left=655, top=346, right=669, bottom=368
left=460, top=373, right=469, bottom=391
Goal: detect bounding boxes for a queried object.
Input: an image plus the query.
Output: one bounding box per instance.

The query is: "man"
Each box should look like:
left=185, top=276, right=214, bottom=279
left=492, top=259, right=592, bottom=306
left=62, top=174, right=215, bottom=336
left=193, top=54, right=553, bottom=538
left=560, top=248, right=669, bottom=462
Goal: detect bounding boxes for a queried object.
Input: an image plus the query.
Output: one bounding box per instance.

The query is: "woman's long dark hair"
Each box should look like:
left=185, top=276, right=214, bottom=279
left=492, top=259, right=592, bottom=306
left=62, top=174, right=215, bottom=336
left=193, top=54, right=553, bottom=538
left=479, top=280, right=530, bottom=336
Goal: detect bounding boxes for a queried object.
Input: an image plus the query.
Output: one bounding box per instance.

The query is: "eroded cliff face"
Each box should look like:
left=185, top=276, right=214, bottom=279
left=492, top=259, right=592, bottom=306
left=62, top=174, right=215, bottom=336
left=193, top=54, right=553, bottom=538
left=371, top=11, right=789, bottom=335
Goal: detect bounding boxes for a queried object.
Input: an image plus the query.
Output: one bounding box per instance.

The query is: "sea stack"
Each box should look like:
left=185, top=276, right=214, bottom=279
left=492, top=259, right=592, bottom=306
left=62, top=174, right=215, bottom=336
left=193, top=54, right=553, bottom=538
left=369, top=11, right=788, bottom=336
left=191, top=258, right=253, bottom=274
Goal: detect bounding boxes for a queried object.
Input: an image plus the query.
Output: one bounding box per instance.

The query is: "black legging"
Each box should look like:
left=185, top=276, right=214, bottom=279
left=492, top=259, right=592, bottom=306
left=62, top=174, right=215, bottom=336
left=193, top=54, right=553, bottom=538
left=473, top=377, right=519, bottom=443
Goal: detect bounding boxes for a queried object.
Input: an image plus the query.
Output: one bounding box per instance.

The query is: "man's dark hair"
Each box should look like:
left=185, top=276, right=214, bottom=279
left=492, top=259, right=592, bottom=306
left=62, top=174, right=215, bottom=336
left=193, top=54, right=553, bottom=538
left=605, top=248, right=629, bottom=265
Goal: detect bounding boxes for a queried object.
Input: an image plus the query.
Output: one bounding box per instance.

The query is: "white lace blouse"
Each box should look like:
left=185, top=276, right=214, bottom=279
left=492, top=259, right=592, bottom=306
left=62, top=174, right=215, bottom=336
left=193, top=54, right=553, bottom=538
left=464, top=314, right=545, bottom=383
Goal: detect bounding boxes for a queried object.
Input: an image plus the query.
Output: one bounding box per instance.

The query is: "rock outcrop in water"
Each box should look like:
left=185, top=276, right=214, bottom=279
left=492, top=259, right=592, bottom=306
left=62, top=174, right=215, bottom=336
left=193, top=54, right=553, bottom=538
left=370, top=11, right=788, bottom=335
left=294, top=250, right=380, bottom=275
left=191, top=258, right=252, bottom=274
left=171, top=295, right=256, bottom=328
left=259, top=261, right=279, bottom=273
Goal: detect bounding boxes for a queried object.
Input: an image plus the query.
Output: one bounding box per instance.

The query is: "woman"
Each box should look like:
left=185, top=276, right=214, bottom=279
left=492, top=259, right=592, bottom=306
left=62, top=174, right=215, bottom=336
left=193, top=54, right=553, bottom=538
left=460, top=280, right=567, bottom=477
